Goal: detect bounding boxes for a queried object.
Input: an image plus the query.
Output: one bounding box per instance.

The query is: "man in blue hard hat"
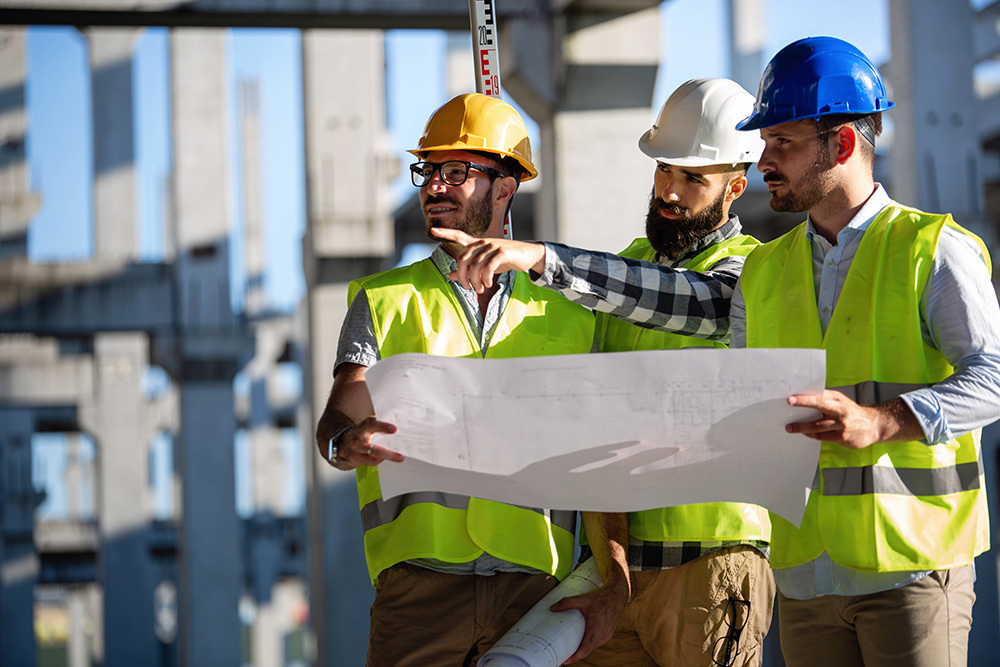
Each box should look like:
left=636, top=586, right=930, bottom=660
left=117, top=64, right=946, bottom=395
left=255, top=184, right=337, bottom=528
left=731, top=36, right=1000, bottom=666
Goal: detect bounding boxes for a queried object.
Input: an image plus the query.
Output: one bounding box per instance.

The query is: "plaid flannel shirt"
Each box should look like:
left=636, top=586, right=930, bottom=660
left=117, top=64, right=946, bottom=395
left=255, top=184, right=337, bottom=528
left=535, top=215, right=769, bottom=569
left=532, top=215, right=746, bottom=344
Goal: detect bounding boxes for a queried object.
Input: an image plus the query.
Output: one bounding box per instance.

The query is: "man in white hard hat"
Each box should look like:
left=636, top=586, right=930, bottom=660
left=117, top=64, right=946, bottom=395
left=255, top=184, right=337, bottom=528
left=315, top=93, right=599, bottom=666
left=434, top=78, right=776, bottom=666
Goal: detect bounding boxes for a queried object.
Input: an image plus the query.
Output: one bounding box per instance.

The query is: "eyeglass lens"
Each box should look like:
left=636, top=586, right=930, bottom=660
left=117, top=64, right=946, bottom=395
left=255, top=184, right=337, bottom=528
left=411, top=161, right=472, bottom=187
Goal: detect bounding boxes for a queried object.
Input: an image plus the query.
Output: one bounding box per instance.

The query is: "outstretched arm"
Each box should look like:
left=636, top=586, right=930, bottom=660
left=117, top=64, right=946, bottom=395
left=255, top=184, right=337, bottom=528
left=550, top=511, right=630, bottom=664
left=315, top=362, right=404, bottom=470
left=431, top=227, right=740, bottom=341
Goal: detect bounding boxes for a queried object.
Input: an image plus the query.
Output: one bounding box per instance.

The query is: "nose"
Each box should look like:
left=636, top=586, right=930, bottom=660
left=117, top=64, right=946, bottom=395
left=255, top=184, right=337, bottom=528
left=659, top=177, right=681, bottom=202
left=757, top=146, right=776, bottom=174
left=425, top=169, right=449, bottom=193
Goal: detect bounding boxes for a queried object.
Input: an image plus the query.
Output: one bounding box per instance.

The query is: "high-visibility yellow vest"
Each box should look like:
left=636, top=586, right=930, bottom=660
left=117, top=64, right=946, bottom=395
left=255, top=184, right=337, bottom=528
left=596, top=236, right=771, bottom=543
left=741, top=202, right=991, bottom=571
left=349, top=258, right=596, bottom=583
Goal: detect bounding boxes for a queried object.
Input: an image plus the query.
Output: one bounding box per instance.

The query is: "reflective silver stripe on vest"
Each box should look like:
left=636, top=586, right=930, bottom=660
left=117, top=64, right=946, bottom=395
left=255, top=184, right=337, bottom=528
left=830, top=381, right=931, bottom=406
left=823, top=460, right=982, bottom=497
left=361, top=492, right=469, bottom=531
left=361, top=493, right=576, bottom=533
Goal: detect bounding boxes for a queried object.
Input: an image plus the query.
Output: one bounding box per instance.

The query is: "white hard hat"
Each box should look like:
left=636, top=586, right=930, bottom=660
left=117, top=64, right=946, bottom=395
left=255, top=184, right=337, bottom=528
left=638, top=78, right=764, bottom=167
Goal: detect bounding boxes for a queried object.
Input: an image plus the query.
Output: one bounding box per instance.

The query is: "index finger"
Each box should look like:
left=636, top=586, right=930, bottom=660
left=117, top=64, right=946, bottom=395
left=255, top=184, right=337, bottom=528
left=430, top=227, right=472, bottom=245
left=787, top=392, right=835, bottom=411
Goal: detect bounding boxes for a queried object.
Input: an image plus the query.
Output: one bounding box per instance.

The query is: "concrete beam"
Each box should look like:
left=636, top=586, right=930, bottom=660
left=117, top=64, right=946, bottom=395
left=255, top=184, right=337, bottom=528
left=0, top=0, right=537, bottom=29
left=0, top=260, right=175, bottom=335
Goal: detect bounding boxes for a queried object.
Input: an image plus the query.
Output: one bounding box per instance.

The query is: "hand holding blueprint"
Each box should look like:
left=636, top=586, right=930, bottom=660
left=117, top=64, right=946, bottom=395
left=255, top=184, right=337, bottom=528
left=479, top=557, right=602, bottom=667
left=365, top=348, right=824, bottom=526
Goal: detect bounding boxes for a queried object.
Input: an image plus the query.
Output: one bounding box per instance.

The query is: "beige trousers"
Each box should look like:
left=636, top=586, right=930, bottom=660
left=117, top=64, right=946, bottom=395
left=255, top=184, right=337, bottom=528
left=578, top=545, right=776, bottom=667
left=365, top=562, right=557, bottom=667
left=777, top=565, right=976, bottom=667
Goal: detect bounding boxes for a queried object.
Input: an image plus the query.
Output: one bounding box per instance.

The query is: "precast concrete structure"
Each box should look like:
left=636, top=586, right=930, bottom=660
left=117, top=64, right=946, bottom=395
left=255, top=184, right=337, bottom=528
left=0, top=1, right=998, bottom=665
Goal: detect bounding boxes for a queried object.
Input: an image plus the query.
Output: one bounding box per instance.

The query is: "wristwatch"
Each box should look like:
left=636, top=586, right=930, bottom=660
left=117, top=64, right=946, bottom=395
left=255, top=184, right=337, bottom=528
left=327, top=426, right=352, bottom=464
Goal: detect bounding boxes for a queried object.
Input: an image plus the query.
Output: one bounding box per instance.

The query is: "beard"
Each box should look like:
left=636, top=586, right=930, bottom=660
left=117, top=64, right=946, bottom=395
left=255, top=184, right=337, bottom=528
left=765, top=144, right=836, bottom=213
left=424, top=182, right=495, bottom=240
left=645, top=185, right=727, bottom=258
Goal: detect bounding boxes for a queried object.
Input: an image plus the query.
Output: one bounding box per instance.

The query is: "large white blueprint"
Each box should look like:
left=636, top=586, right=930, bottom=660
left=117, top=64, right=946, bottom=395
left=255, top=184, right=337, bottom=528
left=365, top=348, right=825, bottom=526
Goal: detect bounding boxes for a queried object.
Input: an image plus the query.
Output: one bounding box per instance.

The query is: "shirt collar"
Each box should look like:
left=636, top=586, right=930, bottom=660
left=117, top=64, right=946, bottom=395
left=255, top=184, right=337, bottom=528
left=660, top=213, right=744, bottom=266
left=805, top=184, right=890, bottom=244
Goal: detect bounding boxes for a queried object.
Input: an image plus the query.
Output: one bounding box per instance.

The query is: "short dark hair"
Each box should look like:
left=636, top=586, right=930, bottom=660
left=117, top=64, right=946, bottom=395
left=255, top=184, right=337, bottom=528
left=466, top=150, right=525, bottom=183
left=814, top=112, right=882, bottom=165
left=465, top=150, right=521, bottom=219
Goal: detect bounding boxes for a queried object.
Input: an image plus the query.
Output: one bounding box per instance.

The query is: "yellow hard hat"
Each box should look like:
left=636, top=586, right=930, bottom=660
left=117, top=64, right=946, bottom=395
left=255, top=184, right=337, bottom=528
left=409, top=93, right=537, bottom=181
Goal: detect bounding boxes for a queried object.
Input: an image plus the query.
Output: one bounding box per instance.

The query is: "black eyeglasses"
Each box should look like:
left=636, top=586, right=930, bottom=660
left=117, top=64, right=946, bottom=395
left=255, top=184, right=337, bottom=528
left=712, top=596, right=750, bottom=667
left=410, top=160, right=505, bottom=187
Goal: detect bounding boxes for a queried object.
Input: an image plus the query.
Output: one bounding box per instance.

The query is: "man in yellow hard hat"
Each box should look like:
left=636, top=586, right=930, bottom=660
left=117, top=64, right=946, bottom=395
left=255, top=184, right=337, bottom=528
left=314, top=93, right=609, bottom=666
left=435, top=78, right=777, bottom=667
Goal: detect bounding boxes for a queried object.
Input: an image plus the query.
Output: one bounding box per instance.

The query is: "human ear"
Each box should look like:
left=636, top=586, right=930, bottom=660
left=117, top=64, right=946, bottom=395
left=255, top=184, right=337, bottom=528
left=495, top=176, right=517, bottom=205
left=727, top=175, right=748, bottom=201
left=835, top=125, right=856, bottom=164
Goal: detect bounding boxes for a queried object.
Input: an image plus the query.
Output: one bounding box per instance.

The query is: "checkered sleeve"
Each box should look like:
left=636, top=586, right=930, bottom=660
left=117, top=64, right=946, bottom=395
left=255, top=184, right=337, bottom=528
left=535, top=243, right=744, bottom=342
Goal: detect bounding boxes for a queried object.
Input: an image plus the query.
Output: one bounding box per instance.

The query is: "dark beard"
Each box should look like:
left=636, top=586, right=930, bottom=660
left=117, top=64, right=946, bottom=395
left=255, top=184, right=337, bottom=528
left=765, top=144, right=835, bottom=213
left=425, top=182, right=495, bottom=240
left=644, top=186, right=727, bottom=258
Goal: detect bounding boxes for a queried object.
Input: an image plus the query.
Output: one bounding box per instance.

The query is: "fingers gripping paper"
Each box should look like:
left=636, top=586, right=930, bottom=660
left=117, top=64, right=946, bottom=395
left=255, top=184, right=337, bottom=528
left=364, top=348, right=824, bottom=526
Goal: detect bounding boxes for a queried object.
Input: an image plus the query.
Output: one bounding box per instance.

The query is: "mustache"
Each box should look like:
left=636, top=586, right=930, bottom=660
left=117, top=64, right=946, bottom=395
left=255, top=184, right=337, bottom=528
left=655, top=202, right=688, bottom=218
left=425, top=194, right=459, bottom=207
left=762, top=173, right=783, bottom=184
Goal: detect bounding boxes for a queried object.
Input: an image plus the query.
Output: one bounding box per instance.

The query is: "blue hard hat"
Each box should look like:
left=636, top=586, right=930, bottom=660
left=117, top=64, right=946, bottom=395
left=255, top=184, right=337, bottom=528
left=737, top=36, right=894, bottom=131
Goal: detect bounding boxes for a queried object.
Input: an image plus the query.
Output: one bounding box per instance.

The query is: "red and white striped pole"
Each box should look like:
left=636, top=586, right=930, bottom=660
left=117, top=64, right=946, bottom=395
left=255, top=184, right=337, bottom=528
left=468, top=0, right=513, bottom=239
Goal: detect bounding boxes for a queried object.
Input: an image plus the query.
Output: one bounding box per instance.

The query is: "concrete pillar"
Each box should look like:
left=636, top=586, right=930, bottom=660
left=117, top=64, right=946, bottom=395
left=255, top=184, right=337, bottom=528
left=175, top=380, right=241, bottom=663
left=0, top=408, right=39, bottom=665
left=78, top=332, right=158, bottom=665
left=306, top=285, right=374, bottom=667
left=301, top=28, right=393, bottom=667
left=67, top=584, right=100, bottom=667
left=302, top=30, right=393, bottom=260
left=445, top=31, right=476, bottom=98
left=889, top=0, right=990, bottom=242
left=0, top=28, right=41, bottom=257
left=509, top=6, right=661, bottom=251
left=239, top=78, right=267, bottom=318
left=86, top=27, right=140, bottom=259
left=727, top=0, right=765, bottom=110
left=170, top=27, right=243, bottom=666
